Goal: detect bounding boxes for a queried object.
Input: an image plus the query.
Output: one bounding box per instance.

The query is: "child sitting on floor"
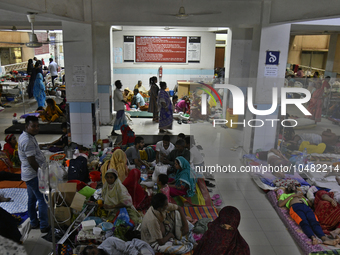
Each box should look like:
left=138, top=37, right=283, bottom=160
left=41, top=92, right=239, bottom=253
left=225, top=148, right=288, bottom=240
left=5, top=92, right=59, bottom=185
left=157, top=174, right=170, bottom=201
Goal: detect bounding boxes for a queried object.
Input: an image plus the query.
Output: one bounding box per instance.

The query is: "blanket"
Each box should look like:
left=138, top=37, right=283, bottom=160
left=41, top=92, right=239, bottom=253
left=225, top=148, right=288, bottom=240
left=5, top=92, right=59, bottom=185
left=0, top=188, right=28, bottom=214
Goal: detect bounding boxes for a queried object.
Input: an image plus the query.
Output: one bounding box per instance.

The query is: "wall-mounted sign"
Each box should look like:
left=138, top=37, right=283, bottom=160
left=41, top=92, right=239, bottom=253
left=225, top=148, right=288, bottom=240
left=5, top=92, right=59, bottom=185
left=188, top=36, right=201, bottom=63
left=135, top=36, right=187, bottom=63
left=123, top=36, right=134, bottom=62
left=265, top=51, right=280, bottom=65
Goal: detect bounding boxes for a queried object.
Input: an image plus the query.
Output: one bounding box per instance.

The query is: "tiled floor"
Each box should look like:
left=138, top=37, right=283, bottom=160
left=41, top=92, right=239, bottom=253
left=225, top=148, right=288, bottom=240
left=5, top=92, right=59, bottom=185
left=3, top=98, right=336, bottom=255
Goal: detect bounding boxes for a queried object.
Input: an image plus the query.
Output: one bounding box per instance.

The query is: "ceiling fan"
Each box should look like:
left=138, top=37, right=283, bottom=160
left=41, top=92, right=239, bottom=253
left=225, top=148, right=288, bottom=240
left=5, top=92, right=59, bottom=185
left=0, top=13, right=75, bottom=48
left=166, top=6, right=221, bottom=19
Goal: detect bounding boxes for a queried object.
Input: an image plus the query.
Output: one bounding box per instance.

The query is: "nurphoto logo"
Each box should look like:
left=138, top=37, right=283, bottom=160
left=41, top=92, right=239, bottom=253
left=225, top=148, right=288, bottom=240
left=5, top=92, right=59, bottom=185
left=200, top=84, right=312, bottom=128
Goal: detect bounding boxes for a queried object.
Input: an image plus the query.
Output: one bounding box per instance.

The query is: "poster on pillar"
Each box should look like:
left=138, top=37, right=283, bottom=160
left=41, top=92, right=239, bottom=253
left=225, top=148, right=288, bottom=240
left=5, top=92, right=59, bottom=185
left=72, top=65, right=86, bottom=87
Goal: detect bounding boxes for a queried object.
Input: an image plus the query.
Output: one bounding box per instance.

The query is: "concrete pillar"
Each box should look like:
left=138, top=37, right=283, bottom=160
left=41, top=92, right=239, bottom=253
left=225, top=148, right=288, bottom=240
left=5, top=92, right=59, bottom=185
left=93, top=24, right=112, bottom=125
left=62, top=21, right=99, bottom=147
left=250, top=23, right=291, bottom=153
left=325, top=33, right=338, bottom=78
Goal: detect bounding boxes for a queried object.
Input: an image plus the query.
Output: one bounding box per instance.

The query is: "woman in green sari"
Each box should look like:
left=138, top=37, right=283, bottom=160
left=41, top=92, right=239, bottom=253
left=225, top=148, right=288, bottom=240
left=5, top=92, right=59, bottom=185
left=102, top=168, right=142, bottom=225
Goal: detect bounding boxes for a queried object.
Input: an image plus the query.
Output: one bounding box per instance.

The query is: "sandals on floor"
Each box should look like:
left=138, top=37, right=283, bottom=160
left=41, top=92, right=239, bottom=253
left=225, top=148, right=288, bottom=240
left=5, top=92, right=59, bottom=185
left=211, top=194, right=220, bottom=201
left=205, top=181, right=215, bottom=187
left=214, top=199, right=222, bottom=206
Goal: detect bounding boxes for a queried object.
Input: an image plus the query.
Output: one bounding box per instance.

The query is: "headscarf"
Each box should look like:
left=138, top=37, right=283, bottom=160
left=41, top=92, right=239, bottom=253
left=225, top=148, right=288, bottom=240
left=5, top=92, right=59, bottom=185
left=101, top=149, right=128, bottom=183
left=5, top=134, right=14, bottom=144
left=123, top=88, right=134, bottom=102
left=120, top=125, right=135, bottom=146
left=175, top=156, right=196, bottom=197
left=102, top=169, right=132, bottom=207
left=123, top=169, right=146, bottom=208
left=193, top=206, right=250, bottom=255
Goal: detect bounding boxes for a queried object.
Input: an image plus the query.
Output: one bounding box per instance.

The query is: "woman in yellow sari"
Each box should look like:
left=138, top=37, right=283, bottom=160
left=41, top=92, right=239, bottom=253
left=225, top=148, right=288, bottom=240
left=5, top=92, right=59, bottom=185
left=123, top=88, right=134, bottom=103
left=40, top=98, right=64, bottom=123
left=101, top=149, right=129, bottom=183
left=102, top=169, right=142, bottom=224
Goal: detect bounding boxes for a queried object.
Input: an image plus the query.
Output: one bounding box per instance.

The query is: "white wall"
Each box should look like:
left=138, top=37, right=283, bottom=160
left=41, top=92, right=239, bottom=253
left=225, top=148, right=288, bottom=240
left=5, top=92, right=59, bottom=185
left=111, top=29, right=216, bottom=91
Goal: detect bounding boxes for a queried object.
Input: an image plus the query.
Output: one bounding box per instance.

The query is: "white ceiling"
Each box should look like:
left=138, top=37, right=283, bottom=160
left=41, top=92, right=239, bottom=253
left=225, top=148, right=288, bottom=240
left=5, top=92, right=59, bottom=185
left=0, top=0, right=340, bottom=35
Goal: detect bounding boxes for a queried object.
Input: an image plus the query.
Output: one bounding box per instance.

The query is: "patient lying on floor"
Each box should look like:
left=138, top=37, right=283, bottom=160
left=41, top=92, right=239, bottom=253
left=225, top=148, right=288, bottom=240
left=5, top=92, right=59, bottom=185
left=278, top=183, right=338, bottom=245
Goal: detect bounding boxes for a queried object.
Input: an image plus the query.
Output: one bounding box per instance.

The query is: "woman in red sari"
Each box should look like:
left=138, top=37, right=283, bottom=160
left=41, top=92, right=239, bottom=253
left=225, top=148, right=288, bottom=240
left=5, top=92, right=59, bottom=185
left=122, top=169, right=151, bottom=210
left=193, top=206, right=250, bottom=255
left=314, top=190, right=340, bottom=235
left=307, top=77, right=330, bottom=123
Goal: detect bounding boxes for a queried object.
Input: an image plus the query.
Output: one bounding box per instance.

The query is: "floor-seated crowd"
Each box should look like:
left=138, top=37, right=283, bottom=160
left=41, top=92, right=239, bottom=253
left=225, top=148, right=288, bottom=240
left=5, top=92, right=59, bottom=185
left=0, top=116, right=250, bottom=255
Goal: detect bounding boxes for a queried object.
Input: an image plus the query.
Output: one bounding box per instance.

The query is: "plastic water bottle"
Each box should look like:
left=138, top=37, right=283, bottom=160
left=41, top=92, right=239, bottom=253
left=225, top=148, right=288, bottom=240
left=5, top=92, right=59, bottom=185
left=153, top=183, right=158, bottom=195
left=12, top=113, right=18, bottom=124
left=302, top=148, right=308, bottom=164
left=141, top=166, right=147, bottom=181
left=92, top=143, right=96, bottom=153
left=98, top=144, right=102, bottom=153
left=38, top=165, right=48, bottom=194
left=295, top=153, right=304, bottom=171
left=74, top=146, right=79, bottom=155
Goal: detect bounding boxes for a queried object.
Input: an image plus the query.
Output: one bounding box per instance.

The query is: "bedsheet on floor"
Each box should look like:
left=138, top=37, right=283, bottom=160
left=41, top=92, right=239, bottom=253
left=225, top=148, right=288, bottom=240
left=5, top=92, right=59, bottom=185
left=0, top=188, right=27, bottom=213
left=243, top=154, right=310, bottom=189
left=183, top=206, right=218, bottom=221
left=301, top=171, right=340, bottom=191
left=267, top=190, right=340, bottom=255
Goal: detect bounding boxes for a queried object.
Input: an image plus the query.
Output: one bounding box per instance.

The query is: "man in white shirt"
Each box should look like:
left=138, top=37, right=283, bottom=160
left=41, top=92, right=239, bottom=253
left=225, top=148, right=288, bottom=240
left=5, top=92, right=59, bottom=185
left=48, top=58, right=58, bottom=87
left=156, top=135, right=175, bottom=163
left=18, top=116, right=50, bottom=233
left=185, top=136, right=215, bottom=181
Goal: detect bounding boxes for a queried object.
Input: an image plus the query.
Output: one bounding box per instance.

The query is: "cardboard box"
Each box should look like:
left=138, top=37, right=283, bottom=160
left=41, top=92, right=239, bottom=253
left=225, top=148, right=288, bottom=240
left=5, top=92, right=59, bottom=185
left=54, top=183, right=86, bottom=211
left=55, top=206, right=72, bottom=226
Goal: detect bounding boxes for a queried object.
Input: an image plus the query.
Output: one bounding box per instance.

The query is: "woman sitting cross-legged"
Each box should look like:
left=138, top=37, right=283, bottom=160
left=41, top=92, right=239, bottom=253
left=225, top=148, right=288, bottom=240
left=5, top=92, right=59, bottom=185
left=102, top=168, right=142, bottom=225
left=3, top=134, right=20, bottom=167
left=141, top=193, right=196, bottom=254
left=193, top=206, right=250, bottom=255
left=40, top=98, right=65, bottom=123
left=168, top=156, right=197, bottom=197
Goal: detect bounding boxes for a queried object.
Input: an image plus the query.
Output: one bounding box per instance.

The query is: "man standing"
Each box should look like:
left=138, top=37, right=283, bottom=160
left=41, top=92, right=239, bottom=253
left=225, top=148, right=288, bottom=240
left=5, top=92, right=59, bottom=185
left=18, top=116, right=50, bottom=233
left=48, top=58, right=58, bottom=87
left=111, top=80, right=127, bottom=136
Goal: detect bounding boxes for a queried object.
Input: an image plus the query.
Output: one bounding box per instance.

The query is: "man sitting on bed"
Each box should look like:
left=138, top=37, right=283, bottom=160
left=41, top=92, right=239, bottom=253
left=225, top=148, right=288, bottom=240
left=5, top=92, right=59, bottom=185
left=278, top=183, right=338, bottom=245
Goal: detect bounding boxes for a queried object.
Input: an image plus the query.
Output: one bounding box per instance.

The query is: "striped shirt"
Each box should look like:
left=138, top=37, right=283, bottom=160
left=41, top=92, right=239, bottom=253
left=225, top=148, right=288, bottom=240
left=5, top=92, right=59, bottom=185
left=18, top=131, right=46, bottom=181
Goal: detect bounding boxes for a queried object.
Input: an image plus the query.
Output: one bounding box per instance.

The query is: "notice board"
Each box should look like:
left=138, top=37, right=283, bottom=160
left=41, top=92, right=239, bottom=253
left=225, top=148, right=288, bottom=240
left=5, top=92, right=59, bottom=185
left=135, top=36, right=187, bottom=63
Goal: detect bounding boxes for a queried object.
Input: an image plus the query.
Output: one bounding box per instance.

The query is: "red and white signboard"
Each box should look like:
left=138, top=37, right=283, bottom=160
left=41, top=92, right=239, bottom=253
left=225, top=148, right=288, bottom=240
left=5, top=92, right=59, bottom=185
left=135, top=36, right=187, bottom=63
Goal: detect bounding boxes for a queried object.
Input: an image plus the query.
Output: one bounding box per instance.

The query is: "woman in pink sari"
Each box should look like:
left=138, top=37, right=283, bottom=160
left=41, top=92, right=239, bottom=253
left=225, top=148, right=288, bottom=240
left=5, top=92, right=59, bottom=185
left=307, top=78, right=329, bottom=123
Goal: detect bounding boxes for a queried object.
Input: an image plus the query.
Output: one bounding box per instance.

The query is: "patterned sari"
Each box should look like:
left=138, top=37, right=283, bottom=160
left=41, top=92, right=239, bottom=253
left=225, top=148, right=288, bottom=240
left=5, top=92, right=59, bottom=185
left=314, top=190, right=340, bottom=232
left=157, top=89, right=173, bottom=130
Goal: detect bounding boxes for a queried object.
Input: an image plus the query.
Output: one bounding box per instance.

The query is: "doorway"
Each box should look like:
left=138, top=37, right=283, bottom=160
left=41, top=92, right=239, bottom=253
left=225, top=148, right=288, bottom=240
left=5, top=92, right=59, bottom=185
left=215, top=47, right=225, bottom=69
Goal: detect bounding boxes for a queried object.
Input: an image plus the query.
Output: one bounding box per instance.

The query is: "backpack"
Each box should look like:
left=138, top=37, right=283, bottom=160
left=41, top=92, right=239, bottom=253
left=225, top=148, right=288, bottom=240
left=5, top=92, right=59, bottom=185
left=68, top=156, right=89, bottom=183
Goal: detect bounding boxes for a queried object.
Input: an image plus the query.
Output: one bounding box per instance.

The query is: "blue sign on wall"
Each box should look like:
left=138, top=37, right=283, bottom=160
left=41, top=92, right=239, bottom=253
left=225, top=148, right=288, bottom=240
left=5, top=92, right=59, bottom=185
left=265, top=51, right=280, bottom=65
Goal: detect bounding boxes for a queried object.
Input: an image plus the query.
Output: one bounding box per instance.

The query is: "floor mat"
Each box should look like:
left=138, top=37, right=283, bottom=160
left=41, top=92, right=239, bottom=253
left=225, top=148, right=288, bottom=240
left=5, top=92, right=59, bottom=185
left=183, top=206, right=218, bottom=221
left=266, top=190, right=340, bottom=255
left=5, top=123, right=63, bottom=134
